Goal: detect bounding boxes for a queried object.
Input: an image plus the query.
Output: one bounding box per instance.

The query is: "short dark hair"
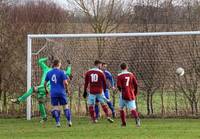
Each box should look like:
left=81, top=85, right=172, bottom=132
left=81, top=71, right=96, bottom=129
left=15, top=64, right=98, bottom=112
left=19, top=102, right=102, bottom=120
left=53, top=59, right=61, bottom=67
left=94, top=60, right=102, bottom=66
left=120, top=63, right=127, bottom=70
left=102, top=62, right=107, bottom=65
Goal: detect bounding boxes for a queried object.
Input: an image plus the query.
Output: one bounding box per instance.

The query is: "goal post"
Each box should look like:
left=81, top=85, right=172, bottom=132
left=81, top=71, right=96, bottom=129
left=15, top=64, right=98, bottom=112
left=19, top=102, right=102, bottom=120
left=27, top=31, right=200, bottom=120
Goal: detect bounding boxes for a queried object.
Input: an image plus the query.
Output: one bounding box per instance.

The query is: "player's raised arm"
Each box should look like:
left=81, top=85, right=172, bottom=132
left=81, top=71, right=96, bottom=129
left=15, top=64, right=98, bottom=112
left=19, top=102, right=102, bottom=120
left=38, top=57, right=49, bottom=71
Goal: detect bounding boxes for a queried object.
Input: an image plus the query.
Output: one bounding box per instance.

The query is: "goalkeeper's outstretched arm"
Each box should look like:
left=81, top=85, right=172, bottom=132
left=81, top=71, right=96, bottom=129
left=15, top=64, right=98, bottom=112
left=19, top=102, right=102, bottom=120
left=38, top=57, right=49, bottom=71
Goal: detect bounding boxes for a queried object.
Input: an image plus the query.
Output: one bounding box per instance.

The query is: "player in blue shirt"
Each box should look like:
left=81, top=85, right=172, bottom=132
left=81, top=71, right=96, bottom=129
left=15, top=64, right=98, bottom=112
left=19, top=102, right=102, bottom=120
left=44, top=59, right=72, bottom=127
left=95, top=62, right=116, bottom=119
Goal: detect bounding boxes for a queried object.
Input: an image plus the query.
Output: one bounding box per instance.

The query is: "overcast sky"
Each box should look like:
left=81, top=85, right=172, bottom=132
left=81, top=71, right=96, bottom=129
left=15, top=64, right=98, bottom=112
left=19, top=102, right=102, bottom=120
left=52, top=0, right=69, bottom=9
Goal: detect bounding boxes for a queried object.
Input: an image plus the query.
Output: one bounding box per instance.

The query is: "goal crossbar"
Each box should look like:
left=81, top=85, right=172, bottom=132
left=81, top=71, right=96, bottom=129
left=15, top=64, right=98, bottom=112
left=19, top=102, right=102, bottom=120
left=28, top=31, right=200, bottom=39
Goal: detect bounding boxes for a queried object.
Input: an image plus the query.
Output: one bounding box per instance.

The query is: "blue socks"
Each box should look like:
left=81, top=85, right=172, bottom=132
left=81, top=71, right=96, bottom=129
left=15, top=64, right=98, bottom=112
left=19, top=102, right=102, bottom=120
left=51, top=110, right=60, bottom=124
left=52, top=109, right=72, bottom=125
left=107, top=101, right=114, bottom=114
left=95, top=104, right=100, bottom=119
left=95, top=102, right=115, bottom=119
left=64, top=108, right=71, bottom=122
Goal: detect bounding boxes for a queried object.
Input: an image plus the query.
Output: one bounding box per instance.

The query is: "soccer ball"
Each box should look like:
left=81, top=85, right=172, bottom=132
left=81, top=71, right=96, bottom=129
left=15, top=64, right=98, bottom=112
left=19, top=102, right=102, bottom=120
left=176, top=67, right=184, bottom=76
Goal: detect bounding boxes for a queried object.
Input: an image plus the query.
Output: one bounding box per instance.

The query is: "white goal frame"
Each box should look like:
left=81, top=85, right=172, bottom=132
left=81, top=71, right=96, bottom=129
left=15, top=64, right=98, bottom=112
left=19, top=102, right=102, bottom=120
left=27, top=31, right=200, bottom=120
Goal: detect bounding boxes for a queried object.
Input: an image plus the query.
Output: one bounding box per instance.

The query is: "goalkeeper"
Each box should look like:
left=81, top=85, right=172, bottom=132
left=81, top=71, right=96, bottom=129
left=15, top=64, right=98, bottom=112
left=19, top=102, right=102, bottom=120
left=11, top=57, right=72, bottom=122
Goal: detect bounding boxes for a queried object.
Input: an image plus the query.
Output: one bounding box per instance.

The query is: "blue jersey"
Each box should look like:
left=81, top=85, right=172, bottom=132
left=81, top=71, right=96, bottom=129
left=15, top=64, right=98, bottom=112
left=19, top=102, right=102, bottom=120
left=104, top=70, right=115, bottom=89
left=45, top=68, right=68, bottom=97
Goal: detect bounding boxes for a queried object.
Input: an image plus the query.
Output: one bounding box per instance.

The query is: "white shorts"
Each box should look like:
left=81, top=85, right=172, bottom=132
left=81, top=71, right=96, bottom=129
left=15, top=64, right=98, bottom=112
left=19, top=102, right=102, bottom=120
left=88, top=93, right=106, bottom=105
left=119, top=95, right=136, bottom=110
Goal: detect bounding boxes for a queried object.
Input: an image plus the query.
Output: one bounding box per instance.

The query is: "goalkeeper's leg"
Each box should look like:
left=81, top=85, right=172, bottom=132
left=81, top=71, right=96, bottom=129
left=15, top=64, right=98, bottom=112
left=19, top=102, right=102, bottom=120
left=38, top=102, right=47, bottom=122
left=38, top=93, right=47, bottom=122
left=11, top=87, right=34, bottom=103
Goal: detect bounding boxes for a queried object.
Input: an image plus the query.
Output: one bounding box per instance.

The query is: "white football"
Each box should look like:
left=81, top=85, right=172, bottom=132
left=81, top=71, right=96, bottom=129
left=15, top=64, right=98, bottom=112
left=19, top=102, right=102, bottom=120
left=176, top=67, right=185, bottom=76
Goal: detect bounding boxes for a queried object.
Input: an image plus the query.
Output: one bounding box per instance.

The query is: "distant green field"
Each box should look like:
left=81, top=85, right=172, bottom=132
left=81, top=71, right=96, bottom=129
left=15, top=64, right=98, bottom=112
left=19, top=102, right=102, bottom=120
left=0, top=118, right=200, bottom=139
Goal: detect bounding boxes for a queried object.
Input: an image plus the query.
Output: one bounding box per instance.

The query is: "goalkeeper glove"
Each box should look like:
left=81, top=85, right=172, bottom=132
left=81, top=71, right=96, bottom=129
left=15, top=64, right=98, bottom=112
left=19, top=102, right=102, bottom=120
left=83, top=91, right=88, bottom=98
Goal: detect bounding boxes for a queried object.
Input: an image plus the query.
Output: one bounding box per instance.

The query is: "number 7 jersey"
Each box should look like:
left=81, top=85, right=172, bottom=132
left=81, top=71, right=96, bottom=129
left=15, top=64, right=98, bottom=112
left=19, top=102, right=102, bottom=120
left=84, top=68, right=106, bottom=94
left=117, top=70, right=138, bottom=100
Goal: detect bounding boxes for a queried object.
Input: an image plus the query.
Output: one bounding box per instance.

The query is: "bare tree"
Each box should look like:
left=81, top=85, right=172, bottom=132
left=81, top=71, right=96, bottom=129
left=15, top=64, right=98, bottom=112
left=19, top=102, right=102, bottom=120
left=67, top=0, right=132, bottom=59
left=0, top=0, right=73, bottom=114
left=68, top=0, right=131, bottom=33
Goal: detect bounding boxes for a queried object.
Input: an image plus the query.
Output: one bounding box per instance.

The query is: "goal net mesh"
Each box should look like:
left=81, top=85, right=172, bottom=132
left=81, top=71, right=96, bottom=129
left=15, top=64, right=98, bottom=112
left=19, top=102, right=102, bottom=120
left=30, top=34, right=200, bottom=117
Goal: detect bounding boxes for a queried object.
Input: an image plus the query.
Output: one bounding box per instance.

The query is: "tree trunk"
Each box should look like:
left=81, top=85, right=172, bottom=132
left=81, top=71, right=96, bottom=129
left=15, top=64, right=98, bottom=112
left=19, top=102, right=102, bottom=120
left=150, top=93, right=154, bottom=114
left=190, top=101, right=194, bottom=115
left=194, top=101, right=198, bottom=115
left=147, top=92, right=151, bottom=115
left=78, top=85, right=81, bottom=117
left=174, top=90, right=178, bottom=115
left=0, top=71, right=2, bottom=100
left=3, top=92, right=7, bottom=113
left=0, top=91, right=1, bottom=100
left=161, top=90, right=165, bottom=117
left=3, top=91, right=6, bottom=106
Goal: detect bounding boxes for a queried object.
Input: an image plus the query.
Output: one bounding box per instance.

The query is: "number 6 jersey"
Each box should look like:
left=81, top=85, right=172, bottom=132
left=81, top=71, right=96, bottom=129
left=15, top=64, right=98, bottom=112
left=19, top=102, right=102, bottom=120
left=117, top=70, right=138, bottom=100
left=84, top=68, right=106, bottom=94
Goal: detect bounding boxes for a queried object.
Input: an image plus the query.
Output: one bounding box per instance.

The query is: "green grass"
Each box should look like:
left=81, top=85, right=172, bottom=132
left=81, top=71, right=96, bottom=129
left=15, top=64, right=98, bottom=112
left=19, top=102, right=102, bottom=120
left=0, top=118, right=200, bottom=139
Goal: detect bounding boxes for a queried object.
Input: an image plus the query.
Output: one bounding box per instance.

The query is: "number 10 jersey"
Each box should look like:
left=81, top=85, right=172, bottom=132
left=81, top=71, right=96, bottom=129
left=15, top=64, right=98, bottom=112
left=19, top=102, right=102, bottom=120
left=84, top=68, right=106, bottom=94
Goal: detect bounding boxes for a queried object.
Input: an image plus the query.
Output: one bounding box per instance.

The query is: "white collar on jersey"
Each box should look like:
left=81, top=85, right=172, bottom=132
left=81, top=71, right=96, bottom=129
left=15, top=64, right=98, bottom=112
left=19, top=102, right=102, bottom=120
left=89, top=67, right=103, bottom=73
left=118, top=70, right=131, bottom=76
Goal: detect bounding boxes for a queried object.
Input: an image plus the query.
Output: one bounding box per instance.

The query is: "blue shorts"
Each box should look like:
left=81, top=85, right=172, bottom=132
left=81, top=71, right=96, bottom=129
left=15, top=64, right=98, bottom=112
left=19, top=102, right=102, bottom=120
left=51, top=95, right=68, bottom=106
left=96, top=89, right=110, bottom=103
left=88, top=93, right=106, bottom=105
left=119, top=95, right=136, bottom=110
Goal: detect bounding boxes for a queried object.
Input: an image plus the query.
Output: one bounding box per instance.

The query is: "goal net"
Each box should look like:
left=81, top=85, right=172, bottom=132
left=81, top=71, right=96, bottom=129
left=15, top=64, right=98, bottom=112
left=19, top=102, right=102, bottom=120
left=27, top=32, right=200, bottom=119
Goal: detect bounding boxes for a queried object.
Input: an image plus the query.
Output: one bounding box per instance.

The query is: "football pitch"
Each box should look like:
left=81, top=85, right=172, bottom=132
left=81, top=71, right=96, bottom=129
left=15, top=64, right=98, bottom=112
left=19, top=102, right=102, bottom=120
left=0, top=118, right=200, bottom=139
